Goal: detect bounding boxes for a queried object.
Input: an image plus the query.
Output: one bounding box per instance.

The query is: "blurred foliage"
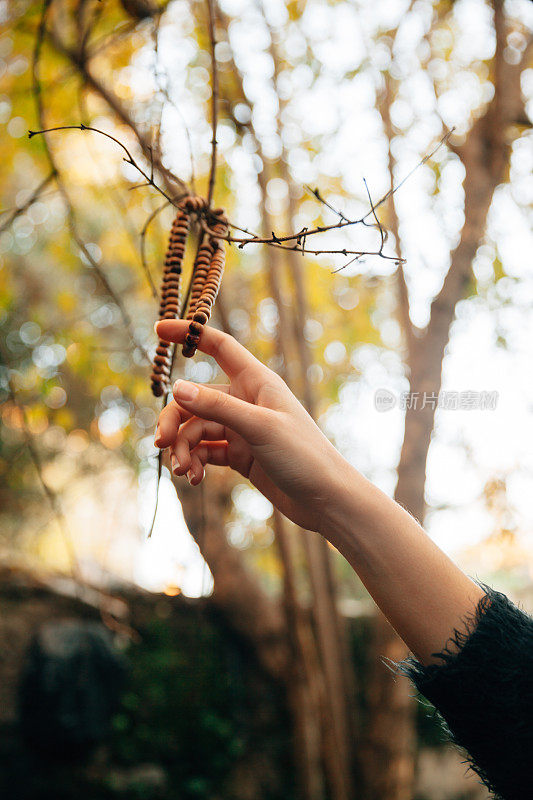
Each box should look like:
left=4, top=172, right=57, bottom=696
left=107, top=607, right=293, bottom=799
left=0, top=0, right=385, bottom=586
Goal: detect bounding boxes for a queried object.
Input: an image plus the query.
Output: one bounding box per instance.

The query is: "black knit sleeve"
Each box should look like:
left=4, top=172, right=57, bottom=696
left=392, top=581, right=533, bottom=800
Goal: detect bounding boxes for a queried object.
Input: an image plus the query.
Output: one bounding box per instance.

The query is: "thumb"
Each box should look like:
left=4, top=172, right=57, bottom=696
left=172, top=380, right=272, bottom=444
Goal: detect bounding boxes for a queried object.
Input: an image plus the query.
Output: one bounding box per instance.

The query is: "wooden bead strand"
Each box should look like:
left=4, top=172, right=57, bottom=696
left=182, top=212, right=228, bottom=358
left=150, top=200, right=193, bottom=397
left=186, top=233, right=214, bottom=323
left=150, top=198, right=227, bottom=395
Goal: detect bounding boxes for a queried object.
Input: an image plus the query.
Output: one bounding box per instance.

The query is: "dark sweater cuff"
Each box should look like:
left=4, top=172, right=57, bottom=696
left=390, top=580, right=533, bottom=800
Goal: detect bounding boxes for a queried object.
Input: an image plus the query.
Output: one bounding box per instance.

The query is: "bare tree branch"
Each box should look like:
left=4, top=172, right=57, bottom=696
left=28, top=124, right=176, bottom=206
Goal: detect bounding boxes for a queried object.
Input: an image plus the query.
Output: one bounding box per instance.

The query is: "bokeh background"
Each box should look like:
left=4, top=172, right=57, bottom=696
left=1, top=0, right=532, bottom=798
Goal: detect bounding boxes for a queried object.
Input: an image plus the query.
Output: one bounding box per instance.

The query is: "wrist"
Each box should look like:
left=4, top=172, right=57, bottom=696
left=317, top=452, right=397, bottom=554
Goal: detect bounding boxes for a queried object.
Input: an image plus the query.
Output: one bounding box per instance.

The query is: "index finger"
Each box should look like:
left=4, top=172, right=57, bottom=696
left=155, top=320, right=266, bottom=380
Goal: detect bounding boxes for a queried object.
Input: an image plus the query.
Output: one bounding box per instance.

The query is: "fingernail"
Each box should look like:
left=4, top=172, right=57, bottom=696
left=171, top=454, right=180, bottom=474
left=154, top=425, right=162, bottom=446
left=173, top=380, right=199, bottom=402
left=186, top=469, right=194, bottom=484
left=153, top=320, right=160, bottom=334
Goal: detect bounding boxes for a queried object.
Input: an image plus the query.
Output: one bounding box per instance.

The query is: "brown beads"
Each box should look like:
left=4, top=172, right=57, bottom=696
left=151, top=197, right=197, bottom=397
left=181, top=213, right=228, bottom=358
left=150, top=197, right=228, bottom=395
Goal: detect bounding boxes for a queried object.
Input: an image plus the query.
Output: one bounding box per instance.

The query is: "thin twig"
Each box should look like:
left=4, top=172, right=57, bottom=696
left=28, top=124, right=176, bottom=206
left=331, top=254, right=366, bottom=274
left=140, top=201, right=169, bottom=301
left=363, top=177, right=385, bottom=252
left=206, top=0, right=218, bottom=206
left=220, top=129, right=454, bottom=253
left=202, top=215, right=401, bottom=261
left=305, top=185, right=350, bottom=223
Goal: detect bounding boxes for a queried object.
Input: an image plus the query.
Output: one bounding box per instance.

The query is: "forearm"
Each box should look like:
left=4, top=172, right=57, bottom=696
left=322, top=460, right=486, bottom=665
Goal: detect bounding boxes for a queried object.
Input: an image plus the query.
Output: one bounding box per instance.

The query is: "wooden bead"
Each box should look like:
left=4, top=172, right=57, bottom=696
left=153, top=364, right=169, bottom=374
left=188, top=321, right=202, bottom=336
left=154, top=354, right=169, bottom=365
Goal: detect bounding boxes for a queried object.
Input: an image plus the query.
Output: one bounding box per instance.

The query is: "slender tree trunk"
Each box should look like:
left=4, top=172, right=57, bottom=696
left=275, top=510, right=326, bottom=800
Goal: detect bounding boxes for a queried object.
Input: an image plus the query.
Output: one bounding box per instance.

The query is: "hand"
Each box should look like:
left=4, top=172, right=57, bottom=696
left=154, top=326, right=487, bottom=670
left=154, top=320, right=350, bottom=534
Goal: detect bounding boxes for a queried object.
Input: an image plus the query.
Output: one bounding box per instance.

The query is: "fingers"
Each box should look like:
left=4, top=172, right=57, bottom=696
left=155, top=385, right=229, bottom=448
left=187, top=451, right=205, bottom=486
left=172, top=379, right=274, bottom=445
left=155, top=401, right=193, bottom=448
left=170, top=418, right=225, bottom=474
left=155, top=320, right=267, bottom=380
left=185, top=442, right=230, bottom=486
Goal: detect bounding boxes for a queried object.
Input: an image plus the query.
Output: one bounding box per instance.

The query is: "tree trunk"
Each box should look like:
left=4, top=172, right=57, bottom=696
left=275, top=510, right=326, bottom=800
left=362, top=5, right=529, bottom=797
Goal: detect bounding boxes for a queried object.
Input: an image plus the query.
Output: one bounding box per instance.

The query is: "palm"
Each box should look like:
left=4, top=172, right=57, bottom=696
left=223, top=377, right=329, bottom=532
